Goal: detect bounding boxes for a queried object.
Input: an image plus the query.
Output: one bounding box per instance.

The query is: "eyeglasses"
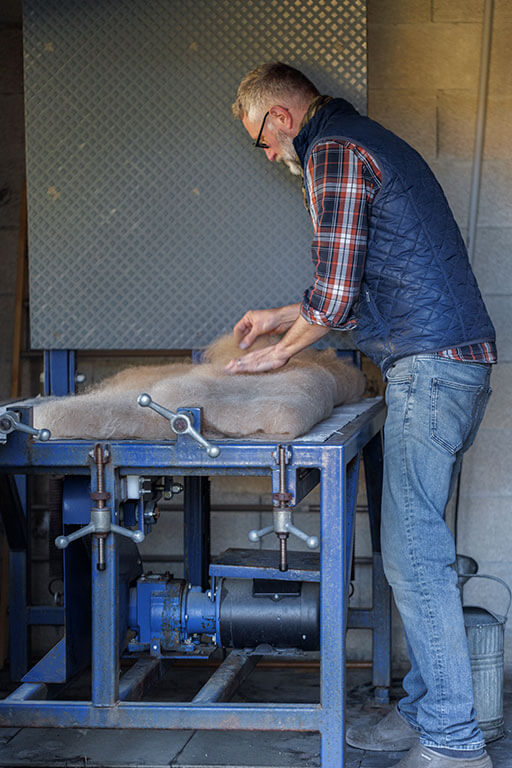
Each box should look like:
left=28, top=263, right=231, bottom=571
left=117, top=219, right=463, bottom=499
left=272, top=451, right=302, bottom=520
left=253, top=111, right=270, bottom=149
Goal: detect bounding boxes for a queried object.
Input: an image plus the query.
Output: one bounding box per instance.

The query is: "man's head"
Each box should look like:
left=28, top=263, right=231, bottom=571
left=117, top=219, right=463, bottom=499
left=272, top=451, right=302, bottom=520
left=232, top=62, right=319, bottom=175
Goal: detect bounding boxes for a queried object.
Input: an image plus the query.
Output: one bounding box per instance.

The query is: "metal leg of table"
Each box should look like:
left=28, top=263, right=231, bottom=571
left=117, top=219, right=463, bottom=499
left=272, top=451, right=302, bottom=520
left=363, top=431, right=391, bottom=702
left=320, top=446, right=346, bottom=768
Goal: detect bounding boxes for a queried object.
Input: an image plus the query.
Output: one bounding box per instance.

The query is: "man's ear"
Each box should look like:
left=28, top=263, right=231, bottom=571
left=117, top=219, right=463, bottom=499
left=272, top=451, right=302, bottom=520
left=269, top=105, right=293, bottom=129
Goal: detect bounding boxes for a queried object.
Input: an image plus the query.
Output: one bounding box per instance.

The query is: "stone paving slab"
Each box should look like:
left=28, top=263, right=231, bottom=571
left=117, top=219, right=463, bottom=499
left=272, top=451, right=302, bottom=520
left=0, top=726, right=193, bottom=767
left=173, top=730, right=320, bottom=767
left=0, top=727, right=20, bottom=744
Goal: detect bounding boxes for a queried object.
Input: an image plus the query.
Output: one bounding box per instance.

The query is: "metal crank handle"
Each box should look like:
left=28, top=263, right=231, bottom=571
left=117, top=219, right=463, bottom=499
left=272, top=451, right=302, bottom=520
left=137, top=393, right=220, bottom=457
left=55, top=524, right=144, bottom=550
left=248, top=524, right=275, bottom=543
left=0, top=412, right=51, bottom=441
left=55, top=523, right=96, bottom=549
left=110, top=524, right=145, bottom=543
left=285, top=522, right=319, bottom=550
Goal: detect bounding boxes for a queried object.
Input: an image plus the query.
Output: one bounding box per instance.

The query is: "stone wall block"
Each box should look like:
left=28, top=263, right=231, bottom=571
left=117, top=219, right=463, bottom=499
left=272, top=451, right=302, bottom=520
left=368, top=23, right=481, bottom=92
left=478, top=362, right=512, bottom=432
left=489, top=22, right=512, bottom=94
left=457, top=496, right=512, bottom=564
left=495, top=0, right=512, bottom=22
left=460, top=425, right=512, bottom=497
left=428, top=159, right=472, bottom=228
left=437, top=90, right=477, bottom=158
left=478, top=161, right=512, bottom=227
left=367, top=0, right=432, bottom=25
left=483, top=96, right=512, bottom=159
left=368, top=89, right=437, bottom=158
left=136, top=509, right=184, bottom=558
left=473, top=228, right=512, bottom=295
left=210, top=510, right=260, bottom=553
left=433, top=0, right=484, bottom=23
left=484, top=295, right=512, bottom=362
left=354, top=510, right=373, bottom=558
left=210, top=475, right=270, bottom=505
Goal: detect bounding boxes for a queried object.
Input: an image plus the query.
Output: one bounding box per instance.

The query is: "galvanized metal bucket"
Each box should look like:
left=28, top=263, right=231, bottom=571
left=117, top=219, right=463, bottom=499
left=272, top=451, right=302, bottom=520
left=461, top=572, right=511, bottom=743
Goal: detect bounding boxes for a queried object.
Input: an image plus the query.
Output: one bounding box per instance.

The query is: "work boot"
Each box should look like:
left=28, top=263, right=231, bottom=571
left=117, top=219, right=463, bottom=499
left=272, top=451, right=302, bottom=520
left=391, top=743, right=492, bottom=768
left=346, top=706, right=419, bottom=751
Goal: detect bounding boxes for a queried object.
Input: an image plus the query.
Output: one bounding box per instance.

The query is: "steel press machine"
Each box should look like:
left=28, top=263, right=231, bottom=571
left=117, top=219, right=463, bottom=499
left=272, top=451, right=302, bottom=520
left=0, top=355, right=390, bottom=767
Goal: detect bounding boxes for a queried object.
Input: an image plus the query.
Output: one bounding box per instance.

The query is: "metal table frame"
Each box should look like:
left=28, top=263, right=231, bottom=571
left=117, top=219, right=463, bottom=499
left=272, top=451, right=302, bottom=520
left=0, top=397, right=389, bottom=767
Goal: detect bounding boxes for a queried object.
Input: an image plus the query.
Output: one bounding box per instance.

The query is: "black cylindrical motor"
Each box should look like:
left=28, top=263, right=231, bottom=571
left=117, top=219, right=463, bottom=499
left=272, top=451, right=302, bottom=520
left=219, top=578, right=319, bottom=651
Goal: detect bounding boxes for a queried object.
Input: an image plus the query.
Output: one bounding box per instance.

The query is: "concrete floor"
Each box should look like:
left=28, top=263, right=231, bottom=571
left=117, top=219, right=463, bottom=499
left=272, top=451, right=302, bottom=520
left=0, top=665, right=510, bottom=768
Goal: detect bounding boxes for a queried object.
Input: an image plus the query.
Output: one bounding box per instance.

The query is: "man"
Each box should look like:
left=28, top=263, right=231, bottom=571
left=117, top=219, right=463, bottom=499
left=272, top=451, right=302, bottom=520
left=227, top=62, right=497, bottom=768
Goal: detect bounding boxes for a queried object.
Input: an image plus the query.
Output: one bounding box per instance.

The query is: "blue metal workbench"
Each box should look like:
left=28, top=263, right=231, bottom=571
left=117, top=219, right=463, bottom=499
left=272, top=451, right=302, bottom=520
left=0, top=396, right=389, bottom=767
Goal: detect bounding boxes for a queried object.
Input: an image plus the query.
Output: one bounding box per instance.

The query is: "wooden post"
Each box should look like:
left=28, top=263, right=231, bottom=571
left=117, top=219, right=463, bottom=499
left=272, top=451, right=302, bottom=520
left=0, top=178, right=28, bottom=668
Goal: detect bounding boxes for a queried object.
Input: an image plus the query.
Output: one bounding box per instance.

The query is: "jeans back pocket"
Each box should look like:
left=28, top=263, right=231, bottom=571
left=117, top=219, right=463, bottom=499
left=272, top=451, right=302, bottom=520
left=430, top=377, right=490, bottom=455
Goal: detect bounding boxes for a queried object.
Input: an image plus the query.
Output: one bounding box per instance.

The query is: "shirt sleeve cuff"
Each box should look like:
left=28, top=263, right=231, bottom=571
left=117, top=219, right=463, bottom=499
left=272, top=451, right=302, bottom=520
left=300, top=298, right=334, bottom=327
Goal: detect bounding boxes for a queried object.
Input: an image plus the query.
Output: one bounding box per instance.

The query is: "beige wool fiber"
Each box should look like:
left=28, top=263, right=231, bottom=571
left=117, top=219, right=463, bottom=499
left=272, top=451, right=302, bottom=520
left=33, top=334, right=366, bottom=441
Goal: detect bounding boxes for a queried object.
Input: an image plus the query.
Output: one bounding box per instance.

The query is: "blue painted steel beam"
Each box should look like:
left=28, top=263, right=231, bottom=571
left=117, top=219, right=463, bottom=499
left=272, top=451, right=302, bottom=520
left=43, top=350, right=76, bottom=396
left=91, top=460, right=120, bottom=706
left=184, top=476, right=210, bottom=589
left=26, top=606, right=64, bottom=625
left=319, top=446, right=346, bottom=767
left=9, top=551, right=28, bottom=681
left=4, top=683, right=47, bottom=702
left=0, top=701, right=322, bottom=731
left=22, top=637, right=66, bottom=684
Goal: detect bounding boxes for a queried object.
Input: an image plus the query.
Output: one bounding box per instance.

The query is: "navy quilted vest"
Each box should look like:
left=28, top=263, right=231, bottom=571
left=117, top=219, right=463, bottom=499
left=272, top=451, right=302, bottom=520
left=293, top=99, right=496, bottom=375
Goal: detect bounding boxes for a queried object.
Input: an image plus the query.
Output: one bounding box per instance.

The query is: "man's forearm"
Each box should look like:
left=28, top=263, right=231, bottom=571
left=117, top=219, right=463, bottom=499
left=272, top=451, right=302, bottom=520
left=275, top=315, right=330, bottom=358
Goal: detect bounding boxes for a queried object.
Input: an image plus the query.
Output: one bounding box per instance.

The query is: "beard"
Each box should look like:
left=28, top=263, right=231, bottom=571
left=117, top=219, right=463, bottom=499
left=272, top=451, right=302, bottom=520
left=276, top=131, right=303, bottom=176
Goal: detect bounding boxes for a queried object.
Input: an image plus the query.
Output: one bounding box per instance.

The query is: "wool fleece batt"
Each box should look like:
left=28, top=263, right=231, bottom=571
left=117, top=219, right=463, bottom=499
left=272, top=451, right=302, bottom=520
left=33, top=335, right=366, bottom=441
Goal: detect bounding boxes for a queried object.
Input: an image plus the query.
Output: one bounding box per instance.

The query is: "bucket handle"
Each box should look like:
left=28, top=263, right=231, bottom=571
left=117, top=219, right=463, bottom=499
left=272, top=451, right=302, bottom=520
left=463, top=574, right=512, bottom=620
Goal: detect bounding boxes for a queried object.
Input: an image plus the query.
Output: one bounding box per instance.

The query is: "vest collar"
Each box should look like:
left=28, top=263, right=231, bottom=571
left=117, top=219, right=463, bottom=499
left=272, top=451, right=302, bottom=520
left=293, top=97, right=360, bottom=166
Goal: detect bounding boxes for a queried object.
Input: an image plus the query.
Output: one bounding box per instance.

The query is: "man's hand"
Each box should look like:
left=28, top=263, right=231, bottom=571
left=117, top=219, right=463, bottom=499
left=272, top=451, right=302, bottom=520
left=233, top=304, right=301, bottom=349
left=224, top=342, right=290, bottom=374
left=226, top=314, right=331, bottom=375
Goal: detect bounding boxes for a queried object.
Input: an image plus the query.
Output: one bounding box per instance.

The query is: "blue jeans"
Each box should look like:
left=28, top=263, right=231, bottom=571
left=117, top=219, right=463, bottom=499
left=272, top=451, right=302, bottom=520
left=381, top=353, right=492, bottom=751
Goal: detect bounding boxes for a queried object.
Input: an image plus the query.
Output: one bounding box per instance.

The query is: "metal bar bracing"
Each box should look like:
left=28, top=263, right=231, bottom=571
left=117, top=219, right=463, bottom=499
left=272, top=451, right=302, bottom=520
left=0, top=700, right=322, bottom=730
left=118, top=658, right=162, bottom=702
left=192, top=650, right=260, bottom=704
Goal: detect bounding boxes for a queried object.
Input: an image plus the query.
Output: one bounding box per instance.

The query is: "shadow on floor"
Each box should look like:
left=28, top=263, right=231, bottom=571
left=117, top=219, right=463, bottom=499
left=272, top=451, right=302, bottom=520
left=0, top=666, right=510, bottom=767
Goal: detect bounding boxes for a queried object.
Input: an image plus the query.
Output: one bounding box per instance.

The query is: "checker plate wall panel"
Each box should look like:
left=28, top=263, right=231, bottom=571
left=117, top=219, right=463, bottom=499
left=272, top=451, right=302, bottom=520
left=24, top=0, right=367, bottom=350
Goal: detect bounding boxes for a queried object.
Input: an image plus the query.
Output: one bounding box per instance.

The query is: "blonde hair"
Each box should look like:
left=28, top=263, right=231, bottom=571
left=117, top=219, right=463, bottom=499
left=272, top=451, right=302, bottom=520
left=232, top=62, right=319, bottom=122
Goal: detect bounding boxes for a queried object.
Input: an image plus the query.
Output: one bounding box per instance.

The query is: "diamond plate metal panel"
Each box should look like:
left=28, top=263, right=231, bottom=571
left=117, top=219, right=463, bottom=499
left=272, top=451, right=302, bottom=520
left=24, top=0, right=367, bottom=349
